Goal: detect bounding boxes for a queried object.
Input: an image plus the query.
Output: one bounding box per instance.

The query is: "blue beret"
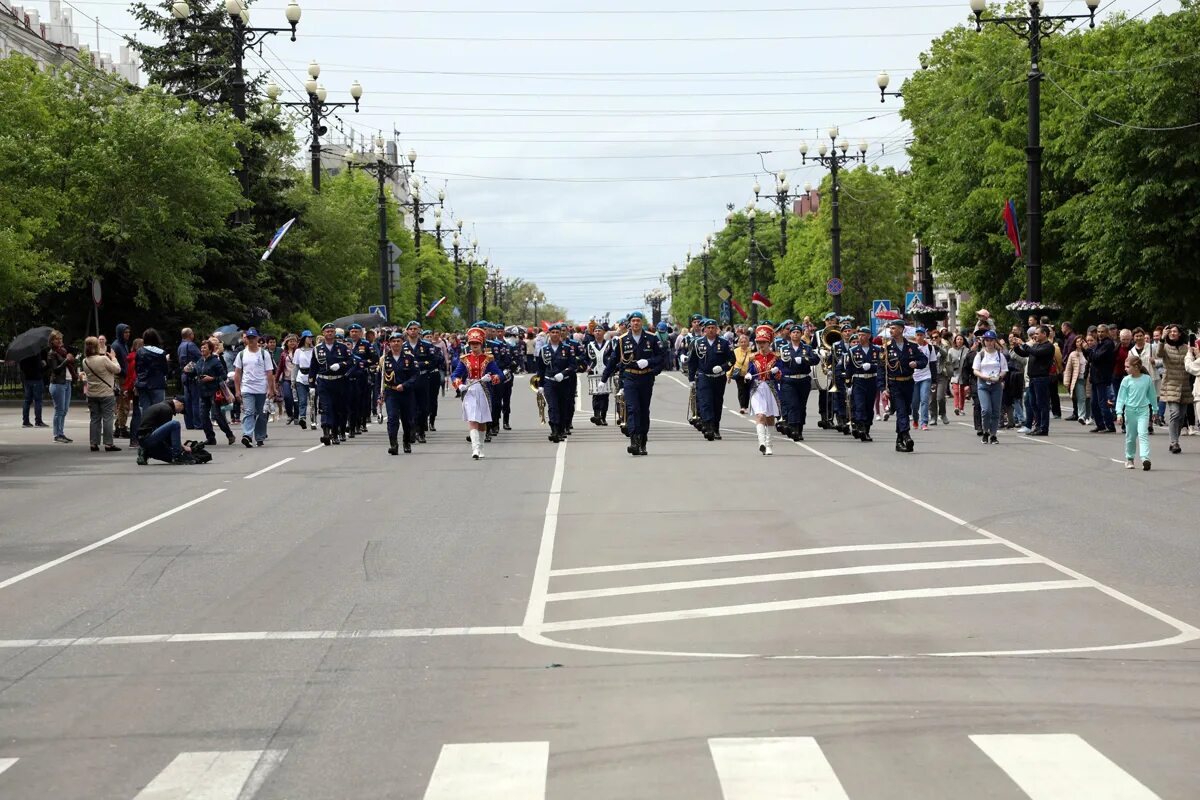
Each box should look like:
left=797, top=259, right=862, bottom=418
left=915, top=326, right=927, bottom=334
left=348, top=323, right=364, bottom=331
left=689, top=313, right=703, bottom=322
left=321, top=323, right=335, bottom=331
left=858, top=326, right=872, bottom=334
left=628, top=311, right=646, bottom=320
left=823, top=312, right=837, bottom=320
left=405, top=320, right=420, bottom=329
left=389, top=331, right=404, bottom=340
left=301, top=329, right=313, bottom=338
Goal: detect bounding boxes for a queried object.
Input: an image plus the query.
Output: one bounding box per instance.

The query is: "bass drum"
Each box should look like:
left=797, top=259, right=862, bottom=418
left=587, top=373, right=610, bottom=395
left=812, top=352, right=833, bottom=391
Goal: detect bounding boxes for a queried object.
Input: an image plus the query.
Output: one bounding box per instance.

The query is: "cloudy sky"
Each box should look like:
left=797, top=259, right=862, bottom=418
left=46, top=0, right=1174, bottom=320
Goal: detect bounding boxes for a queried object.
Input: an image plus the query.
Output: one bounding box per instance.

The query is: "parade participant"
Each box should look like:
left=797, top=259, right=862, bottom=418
left=293, top=331, right=314, bottom=429
left=830, top=321, right=855, bottom=435
left=1115, top=354, right=1157, bottom=470
left=884, top=319, right=927, bottom=453
left=536, top=324, right=577, bottom=443
left=488, top=323, right=516, bottom=436
left=402, top=321, right=438, bottom=444
left=562, top=327, right=587, bottom=436
left=381, top=331, right=421, bottom=455
left=687, top=318, right=735, bottom=441
left=421, top=329, right=443, bottom=432
left=846, top=327, right=883, bottom=442
left=452, top=327, right=504, bottom=459
left=588, top=325, right=614, bottom=426
left=746, top=324, right=782, bottom=455
left=730, top=332, right=753, bottom=414
left=601, top=311, right=665, bottom=456
left=345, top=324, right=373, bottom=437
left=815, top=312, right=839, bottom=426
left=311, top=323, right=351, bottom=446
left=777, top=323, right=821, bottom=441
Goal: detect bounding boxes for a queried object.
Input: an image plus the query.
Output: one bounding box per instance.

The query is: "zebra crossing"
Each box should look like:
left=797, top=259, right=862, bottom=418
left=0, top=733, right=1165, bottom=798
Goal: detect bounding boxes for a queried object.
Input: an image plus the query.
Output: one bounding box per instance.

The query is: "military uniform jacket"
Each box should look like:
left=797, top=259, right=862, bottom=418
left=311, top=340, right=351, bottom=380
left=601, top=332, right=664, bottom=382
left=347, top=337, right=374, bottom=379
left=488, top=339, right=515, bottom=382
left=568, top=339, right=588, bottom=374
left=832, top=339, right=852, bottom=386
left=777, top=341, right=821, bottom=379
left=536, top=343, right=577, bottom=382
left=884, top=339, right=928, bottom=382
left=688, top=336, right=735, bottom=382
left=402, top=339, right=439, bottom=375
left=381, top=351, right=422, bottom=392
left=846, top=343, right=885, bottom=390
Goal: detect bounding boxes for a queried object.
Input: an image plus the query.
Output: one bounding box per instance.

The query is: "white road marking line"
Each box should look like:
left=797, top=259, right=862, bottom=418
left=0, top=490, right=227, bottom=592
left=424, top=742, right=548, bottom=800
left=953, top=420, right=1080, bottom=451
left=243, top=457, right=294, bottom=479
left=0, top=758, right=17, bottom=777
left=551, top=539, right=999, bottom=577
left=133, top=749, right=286, bottom=800
left=521, top=441, right=567, bottom=638
left=649, top=417, right=754, bottom=434
left=710, top=737, right=850, bottom=800
left=971, top=734, right=1161, bottom=800
left=0, top=626, right=518, bottom=649
left=546, top=556, right=1038, bottom=602
left=539, top=580, right=1084, bottom=632
left=303, top=444, right=324, bottom=453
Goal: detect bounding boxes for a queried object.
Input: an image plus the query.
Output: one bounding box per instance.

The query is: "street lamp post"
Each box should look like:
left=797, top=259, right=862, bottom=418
left=451, top=219, right=464, bottom=304
left=344, top=138, right=402, bottom=321
left=754, top=172, right=803, bottom=256
left=701, top=234, right=712, bottom=318
left=403, top=149, right=445, bottom=316
left=267, top=60, right=362, bottom=192
left=967, top=0, right=1099, bottom=303
left=800, top=127, right=868, bottom=315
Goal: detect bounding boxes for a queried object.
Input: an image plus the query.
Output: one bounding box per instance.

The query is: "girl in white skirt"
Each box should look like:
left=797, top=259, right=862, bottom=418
left=452, top=327, right=504, bottom=459
left=746, top=324, right=782, bottom=455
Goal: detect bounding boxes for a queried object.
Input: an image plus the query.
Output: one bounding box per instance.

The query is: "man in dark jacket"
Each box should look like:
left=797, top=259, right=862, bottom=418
left=112, top=323, right=132, bottom=437
left=1014, top=325, right=1055, bottom=435
left=18, top=350, right=48, bottom=428
left=177, top=328, right=203, bottom=431
left=1086, top=324, right=1117, bottom=432
left=137, top=397, right=194, bottom=465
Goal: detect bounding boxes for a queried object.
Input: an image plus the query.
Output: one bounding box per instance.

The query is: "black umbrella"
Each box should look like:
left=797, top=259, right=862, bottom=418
left=214, top=324, right=240, bottom=335
left=329, top=313, right=387, bottom=329
left=216, top=330, right=243, bottom=348
left=4, top=326, right=53, bottom=364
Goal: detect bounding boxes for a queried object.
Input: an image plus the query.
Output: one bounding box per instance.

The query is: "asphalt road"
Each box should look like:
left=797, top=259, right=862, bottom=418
left=1, top=377, right=1198, bottom=799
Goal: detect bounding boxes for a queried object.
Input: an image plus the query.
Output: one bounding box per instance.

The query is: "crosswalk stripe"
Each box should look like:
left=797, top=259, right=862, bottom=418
left=709, top=737, right=851, bottom=799
left=424, top=742, right=549, bottom=800
left=132, top=750, right=286, bottom=800
left=971, top=734, right=1161, bottom=799
left=0, top=757, right=17, bottom=777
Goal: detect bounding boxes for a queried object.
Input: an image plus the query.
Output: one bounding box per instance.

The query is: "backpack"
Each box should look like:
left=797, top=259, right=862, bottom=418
left=183, top=440, right=214, bottom=465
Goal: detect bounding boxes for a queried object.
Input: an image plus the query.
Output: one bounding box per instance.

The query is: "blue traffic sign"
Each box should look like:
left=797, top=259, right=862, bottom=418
left=720, top=300, right=732, bottom=325
left=870, top=299, right=892, bottom=337
left=369, top=305, right=388, bottom=321
left=904, top=291, right=921, bottom=312
left=826, top=277, right=844, bottom=296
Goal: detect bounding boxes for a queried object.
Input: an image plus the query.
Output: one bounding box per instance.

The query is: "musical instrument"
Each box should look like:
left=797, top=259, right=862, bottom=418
left=687, top=381, right=699, bottom=426
left=819, top=327, right=843, bottom=391
left=529, top=374, right=547, bottom=425
left=615, top=384, right=628, bottom=435
left=587, top=373, right=609, bottom=395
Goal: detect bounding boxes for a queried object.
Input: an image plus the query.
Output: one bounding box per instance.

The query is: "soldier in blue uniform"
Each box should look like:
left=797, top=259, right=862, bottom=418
left=884, top=318, right=927, bottom=452
left=310, top=323, right=351, bottom=446
left=777, top=323, right=821, bottom=441
left=845, top=326, right=883, bottom=442
left=828, top=322, right=854, bottom=435
left=601, top=310, right=664, bottom=456
left=687, top=318, right=734, bottom=441
left=345, top=324, right=374, bottom=437
left=421, top=328, right=442, bottom=432
left=402, top=321, right=438, bottom=444
left=536, top=324, right=577, bottom=443
left=562, top=328, right=586, bottom=436
left=381, top=331, right=422, bottom=454
left=487, top=322, right=516, bottom=437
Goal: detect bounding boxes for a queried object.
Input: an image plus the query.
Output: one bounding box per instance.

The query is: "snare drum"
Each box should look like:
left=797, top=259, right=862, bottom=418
left=588, top=374, right=610, bottom=395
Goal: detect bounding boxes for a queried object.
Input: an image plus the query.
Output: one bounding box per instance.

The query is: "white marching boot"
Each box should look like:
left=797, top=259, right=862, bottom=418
left=470, top=429, right=481, bottom=460
left=764, top=426, right=773, bottom=456
left=756, top=423, right=767, bottom=455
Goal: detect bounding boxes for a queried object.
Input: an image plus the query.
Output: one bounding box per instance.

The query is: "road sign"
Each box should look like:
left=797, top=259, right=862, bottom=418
left=369, top=305, right=388, bottom=321
left=717, top=288, right=731, bottom=301
left=870, top=299, right=892, bottom=337
left=826, top=277, right=843, bottom=296
left=91, top=277, right=102, bottom=306
left=720, top=300, right=732, bottom=325
left=905, top=291, right=921, bottom=312
left=387, top=242, right=402, bottom=265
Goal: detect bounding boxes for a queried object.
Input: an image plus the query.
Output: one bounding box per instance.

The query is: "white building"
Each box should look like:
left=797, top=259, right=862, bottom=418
left=1, top=1, right=139, bottom=83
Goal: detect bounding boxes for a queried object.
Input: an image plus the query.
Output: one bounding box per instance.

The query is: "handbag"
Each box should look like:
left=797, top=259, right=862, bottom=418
left=214, top=383, right=230, bottom=406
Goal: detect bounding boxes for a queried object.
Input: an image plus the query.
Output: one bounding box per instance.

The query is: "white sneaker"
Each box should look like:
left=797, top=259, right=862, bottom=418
left=875, top=414, right=882, bottom=421
left=764, top=444, right=773, bottom=455
left=1124, top=459, right=1134, bottom=469
left=1018, top=426, right=1032, bottom=434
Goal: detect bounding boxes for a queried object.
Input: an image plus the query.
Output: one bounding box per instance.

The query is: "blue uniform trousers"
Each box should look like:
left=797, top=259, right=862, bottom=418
left=780, top=377, right=812, bottom=429
left=384, top=388, right=416, bottom=443
left=317, top=377, right=346, bottom=431
left=696, top=374, right=726, bottom=425
left=544, top=379, right=570, bottom=426
left=347, top=376, right=366, bottom=429
left=426, top=372, right=441, bottom=423
left=889, top=379, right=913, bottom=433
left=850, top=377, right=877, bottom=424
left=413, top=373, right=431, bottom=432
left=623, top=374, right=654, bottom=436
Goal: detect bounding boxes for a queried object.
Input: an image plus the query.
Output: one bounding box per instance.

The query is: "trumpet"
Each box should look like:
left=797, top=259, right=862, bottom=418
left=529, top=374, right=547, bottom=425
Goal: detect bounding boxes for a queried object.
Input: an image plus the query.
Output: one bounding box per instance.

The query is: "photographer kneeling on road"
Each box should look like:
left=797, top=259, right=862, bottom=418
left=136, top=397, right=196, bottom=465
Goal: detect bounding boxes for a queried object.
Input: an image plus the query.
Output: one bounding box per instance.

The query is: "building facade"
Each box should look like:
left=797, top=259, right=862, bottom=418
left=2, top=1, right=139, bottom=83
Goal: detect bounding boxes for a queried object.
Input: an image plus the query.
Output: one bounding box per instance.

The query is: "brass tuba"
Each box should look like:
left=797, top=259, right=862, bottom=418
left=529, top=374, right=547, bottom=425
left=820, top=327, right=843, bottom=390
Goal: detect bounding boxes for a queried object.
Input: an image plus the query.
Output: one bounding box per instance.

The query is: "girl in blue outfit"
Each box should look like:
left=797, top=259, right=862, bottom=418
left=1115, top=354, right=1158, bottom=471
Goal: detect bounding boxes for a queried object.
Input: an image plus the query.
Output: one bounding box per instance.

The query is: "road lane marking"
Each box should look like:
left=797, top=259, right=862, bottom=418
left=650, top=417, right=754, bottom=434
left=0, top=626, right=519, bottom=649
left=521, top=441, right=567, bottom=638
left=546, top=556, right=1038, bottom=602
left=0, top=490, right=227, bottom=592
left=243, top=457, right=294, bottom=479
left=0, top=758, right=16, bottom=777
left=133, top=750, right=286, bottom=800
left=551, top=539, right=1000, bottom=577
left=953, top=421, right=1080, bottom=452
left=303, top=444, right=324, bottom=453
left=971, top=734, right=1161, bottom=799
left=424, top=742, right=548, bottom=800
left=539, top=580, right=1085, bottom=633
left=710, top=737, right=850, bottom=800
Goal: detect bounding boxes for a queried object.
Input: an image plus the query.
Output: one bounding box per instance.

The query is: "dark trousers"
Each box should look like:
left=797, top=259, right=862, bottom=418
left=347, top=376, right=365, bottom=430
left=317, top=377, right=347, bottom=430
left=737, top=377, right=752, bottom=410
left=972, top=380, right=983, bottom=431
left=385, top=389, right=414, bottom=443
left=199, top=393, right=233, bottom=443
left=142, top=420, right=182, bottom=463
left=623, top=374, right=654, bottom=436
left=780, top=378, right=812, bottom=429
left=1028, top=375, right=1050, bottom=434
left=1091, top=382, right=1115, bottom=429
left=1049, top=378, right=1061, bottom=416
left=182, top=378, right=201, bottom=429
left=696, top=375, right=726, bottom=425
left=565, top=374, right=578, bottom=428
left=22, top=379, right=44, bottom=424
left=889, top=380, right=913, bottom=434
left=592, top=391, right=610, bottom=416
left=850, top=378, right=877, bottom=424
left=426, top=372, right=441, bottom=423
left=412, top=374, right=431, bottom=432
left=544, top=379, right=570, bottom=426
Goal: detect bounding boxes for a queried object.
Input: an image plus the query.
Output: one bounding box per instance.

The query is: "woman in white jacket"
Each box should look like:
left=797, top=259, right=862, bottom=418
left=588, top=330, right=614, bottom=426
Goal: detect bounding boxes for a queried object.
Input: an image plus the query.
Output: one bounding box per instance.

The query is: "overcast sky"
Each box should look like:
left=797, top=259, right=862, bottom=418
left=46, top=0, right=1175, bottom=321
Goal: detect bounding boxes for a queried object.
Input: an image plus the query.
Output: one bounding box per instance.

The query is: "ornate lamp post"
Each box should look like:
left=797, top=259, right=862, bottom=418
left=266, top=60, right=362, bottom=192
left=344, top=137, right=402, bottom=321
left=403, top=149, right=445, bottom=315
left=800, top=127, right=867, bottom=315
left=754, top=172, right=805, bottom=256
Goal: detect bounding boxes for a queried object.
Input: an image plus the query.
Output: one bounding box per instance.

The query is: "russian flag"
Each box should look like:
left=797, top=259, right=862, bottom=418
left=425, top=296, right=448, bottom=318
left=729, top=299, right=748, bottom=319
left=751, top=291, right=773, bottom=309
left=1003, top=199, right=1023, bottom=258
left=260, top=217, right=296, bottom=261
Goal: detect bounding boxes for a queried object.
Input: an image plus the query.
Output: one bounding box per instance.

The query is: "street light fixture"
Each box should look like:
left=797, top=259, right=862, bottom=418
left=965, top=0, right=1099, bottom=303
left=876, top=70, right=903, bottom=103
left=345, top=138, right=405, bottom=322
left=755, top=169, right=805, bottom=257
left=800, top=128, right=868, bottom=315
left=268, top=59, right=363, bottom=192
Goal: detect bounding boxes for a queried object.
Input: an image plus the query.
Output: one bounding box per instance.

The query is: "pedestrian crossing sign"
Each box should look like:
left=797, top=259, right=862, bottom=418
left=870, top=299, right=891, bottom=337
left=369, top=305, right=388, bottom=321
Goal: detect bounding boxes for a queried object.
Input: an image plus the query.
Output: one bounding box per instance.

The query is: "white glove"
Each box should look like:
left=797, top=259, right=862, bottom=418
left=330, top=363, right=341, bottom=373
left=554, top=372, right=564, bottom=382
left=636, top=359, right=649, bottom=369
left=771, top=367, right=781, bottom=376
left=711, top=366, right=723, bottom=375
left=690, top=380, right=696, bottom=387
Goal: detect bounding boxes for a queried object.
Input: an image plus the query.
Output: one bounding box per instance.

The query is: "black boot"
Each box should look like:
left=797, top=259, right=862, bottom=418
left=638, top=434, right=648, bottom=456
left=549, top=425, right=561, bottom=443
left=417, top=430, right=426, bottom=444
left=791, top=427, right=801, bottom=442
left=388, top=437, right=399, bottom=456
left=896, top=434, right=906, bottom=452
left=627, top=433, right=638, bottom=455
left=320, top=426, right=331, bottom=446
left=851, top=422, right=862, bottom=440
left=861, top=425, right=873, bottom=443
left=703, top=422, right=715, bottom=441
left=590, top=415, right=602, bottom=426
left=713, top=423, right=722, bottom=440
left=503, top=414, right=511, bottom=431
left=599, top=412, right=608, bottom=426
left=903, top=431, right=915, bottom=452
left=348, top=427, right=356, bottom=438
left=428, top=418, right=436, bottom=431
